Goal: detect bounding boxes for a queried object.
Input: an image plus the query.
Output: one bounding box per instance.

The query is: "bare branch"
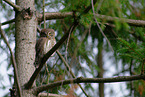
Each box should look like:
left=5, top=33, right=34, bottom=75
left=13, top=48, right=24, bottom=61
left=37, top=12, right=73, bottom=23
left=1, top=18, right=15, bottom=25
left=24, top=21, right=79, bottom=89
left=95, top=14, right=145, bottom=27
left=65, top=26, right=72, bottom=60
left=113, top=68, right=130, bottom=76
left=37, top=12, right=145, bottom=27
left=33, top=74, right=145, bottom=94
left=2, top=12, right=145, bottom=27
left=38, top=0, right=98, bottom=23
left=56, top=51, right=90, bottom=97
left=3, top=0, right=21, bottom=11
left=0, top=24, right=22, bottom=97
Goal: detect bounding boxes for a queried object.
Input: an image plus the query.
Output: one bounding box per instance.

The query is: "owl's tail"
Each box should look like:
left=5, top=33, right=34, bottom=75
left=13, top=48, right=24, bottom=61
left=34, top=56, right=41, bottom=68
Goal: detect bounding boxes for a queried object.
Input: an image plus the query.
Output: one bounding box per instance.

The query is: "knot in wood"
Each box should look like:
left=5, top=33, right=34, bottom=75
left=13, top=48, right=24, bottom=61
left=21, top=7, right=33, bottom=20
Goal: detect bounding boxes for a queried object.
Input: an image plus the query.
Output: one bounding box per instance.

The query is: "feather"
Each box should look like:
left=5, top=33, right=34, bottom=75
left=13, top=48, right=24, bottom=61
left=34, top=28, right=56, bottom=67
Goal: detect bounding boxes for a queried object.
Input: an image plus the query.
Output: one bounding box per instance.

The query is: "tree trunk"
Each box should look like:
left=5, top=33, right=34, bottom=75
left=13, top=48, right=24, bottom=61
left=15, top=0, right=37, bottom=96
left=96, top=38, right=104, bottom=97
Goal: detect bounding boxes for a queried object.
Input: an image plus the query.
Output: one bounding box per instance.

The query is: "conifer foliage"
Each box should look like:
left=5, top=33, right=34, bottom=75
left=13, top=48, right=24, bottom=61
left=0, top=0, right=145, bottom=96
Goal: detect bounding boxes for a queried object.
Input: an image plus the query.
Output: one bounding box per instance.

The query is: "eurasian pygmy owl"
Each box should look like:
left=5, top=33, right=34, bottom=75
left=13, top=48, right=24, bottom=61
left=35, top=28, right=56, bottom=67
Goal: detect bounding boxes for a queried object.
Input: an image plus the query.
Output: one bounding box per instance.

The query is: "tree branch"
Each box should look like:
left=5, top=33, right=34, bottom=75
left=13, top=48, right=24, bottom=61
left=1, top=18, right=15, bottom=25
left=56, top=51, right=90, bottom=97
left=38, top=12, right=145, bottom=27
left=24, top=21, right=79, bottom=89
left=33, top=74, right=145, bottom=94
left=95, top=14, right=145, bottom=27
left=0, top=24, right=22, bottom=97
left=3, top=0, right=21, bottom=11
left=2, top=13, right=145, bottom=27
left=37, top=12, right=73, bottom=23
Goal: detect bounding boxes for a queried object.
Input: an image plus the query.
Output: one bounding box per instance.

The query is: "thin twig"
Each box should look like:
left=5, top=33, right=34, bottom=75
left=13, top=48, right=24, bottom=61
left=91, top=0, right=114, bottom=52
left=45, top=64, right=50, bottom=83
left=40, top=65, right=48, bottom=85
left=37, top=26, right=41, bottom=33
left=3, top=0, right=21, bottom=11
left=43, top=0, right=46, bottom=28
left=56, top=50, right=90, bottom=97
left=129, top=59, right=134, bottom=96
left=0, top=24, right=22, bottom=97
left=65, top=25, right=73, bottom=61
left=113, top=68, right=130, bottom=76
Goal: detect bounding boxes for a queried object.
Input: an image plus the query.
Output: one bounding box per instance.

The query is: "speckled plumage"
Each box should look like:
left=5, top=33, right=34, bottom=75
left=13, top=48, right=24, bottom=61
left=35, top=28, right=56, bottom=67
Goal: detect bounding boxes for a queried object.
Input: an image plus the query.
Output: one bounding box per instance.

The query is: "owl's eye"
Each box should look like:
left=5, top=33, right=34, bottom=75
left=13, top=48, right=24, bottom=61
left=48, top=32, right=52, bottom=35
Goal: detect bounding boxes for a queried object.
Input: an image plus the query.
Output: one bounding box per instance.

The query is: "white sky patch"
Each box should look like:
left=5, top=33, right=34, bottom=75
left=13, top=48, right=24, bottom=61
left=87, top=35, right=92, bottom=45
left=0, top=3, right=15, bottom=95
left=0, top=61, right=12, bottom=96
left=93, top=47, right=98, bottom=55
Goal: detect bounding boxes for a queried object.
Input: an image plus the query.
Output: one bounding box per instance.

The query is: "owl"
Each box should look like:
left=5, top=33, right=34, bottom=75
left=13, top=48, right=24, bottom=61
left=35, top=28, right=56, bottom=67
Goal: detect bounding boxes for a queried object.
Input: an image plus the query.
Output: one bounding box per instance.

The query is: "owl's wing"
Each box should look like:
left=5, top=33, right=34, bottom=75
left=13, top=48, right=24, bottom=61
left=35, top=37, right=47, bottom=57
left=35, top=37, right=48, bottom=66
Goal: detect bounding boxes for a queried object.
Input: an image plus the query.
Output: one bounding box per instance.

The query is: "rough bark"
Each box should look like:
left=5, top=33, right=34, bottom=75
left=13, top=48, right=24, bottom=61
left=15, top=0, right=37, bottom=96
